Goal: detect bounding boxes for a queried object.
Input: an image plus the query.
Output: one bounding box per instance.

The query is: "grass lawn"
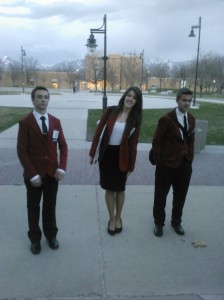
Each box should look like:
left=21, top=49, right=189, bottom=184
left=0, top=91, right=21, bottom=95
left=0, top=102, right=223, bottom=146
left=87, top=102, right=224, bottom=145
left=0, top=107, right=32, bottom=133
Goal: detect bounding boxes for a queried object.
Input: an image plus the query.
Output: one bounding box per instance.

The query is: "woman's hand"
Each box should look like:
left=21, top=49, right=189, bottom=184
left=89, top=156, right=94, bottom=165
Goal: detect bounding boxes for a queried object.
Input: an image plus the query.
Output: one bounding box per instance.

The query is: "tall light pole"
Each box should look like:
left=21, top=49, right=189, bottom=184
left=21, top=45, right=26, bottom=93
left=76, top=68, right=79, bottom=91
left=188, top=16, right=201, bottom=107
left=86, top=14, right=107, bottom=110
left=139, top=49, right=144, bottom=91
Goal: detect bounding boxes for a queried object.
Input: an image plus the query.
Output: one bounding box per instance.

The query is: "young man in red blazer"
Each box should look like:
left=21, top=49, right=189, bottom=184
left=151, top=87, right=195, bottom=237
left=17, top=86, right=68, bottom=254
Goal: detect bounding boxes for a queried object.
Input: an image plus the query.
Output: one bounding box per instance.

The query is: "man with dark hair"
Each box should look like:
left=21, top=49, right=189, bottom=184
left=17, top=86, right=68, bottom=254
left=151, top=87, right=195, bottom=237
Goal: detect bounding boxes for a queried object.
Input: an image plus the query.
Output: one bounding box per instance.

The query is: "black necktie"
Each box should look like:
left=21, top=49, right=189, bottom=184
left=40, top=116, right=48, bottom=134
left=183, top=115, right=187, bottom=132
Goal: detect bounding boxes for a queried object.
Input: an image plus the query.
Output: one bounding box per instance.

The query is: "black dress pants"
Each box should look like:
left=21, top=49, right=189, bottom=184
left=25, top=175, right=59, bottom=243
left=153, top=160, right=192, bottom=226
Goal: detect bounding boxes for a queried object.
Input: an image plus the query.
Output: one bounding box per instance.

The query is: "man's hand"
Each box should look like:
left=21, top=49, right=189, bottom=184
left=30, top=177, right=42, bottom=187
left=54, top=169, right=65, bottom=181
left=89, top=156, right=94, bottom=165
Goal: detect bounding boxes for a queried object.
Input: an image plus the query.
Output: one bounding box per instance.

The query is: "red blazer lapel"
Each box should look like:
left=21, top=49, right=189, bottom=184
left=26, top=113, right=46, bottom=141
left=169, top=110, right=183, bottom=141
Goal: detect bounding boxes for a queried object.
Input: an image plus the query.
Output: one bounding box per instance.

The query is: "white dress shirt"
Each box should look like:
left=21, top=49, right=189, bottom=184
left=33, top=110, right=49, bottom=133
left=176, top=108, right=188, bottom=139
left=109, top=122, right=125, bottom=145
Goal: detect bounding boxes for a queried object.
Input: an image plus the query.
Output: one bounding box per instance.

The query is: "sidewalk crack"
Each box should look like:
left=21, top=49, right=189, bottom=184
left=95, top=184, right=107, bottom=297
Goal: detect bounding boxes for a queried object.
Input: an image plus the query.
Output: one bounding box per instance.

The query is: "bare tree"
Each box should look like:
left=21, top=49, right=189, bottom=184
left=121, top=53, right=141, bottom=88
left=0, top=58, right=4, bottom=84
left=172, top=63, right=189, bottom=89
left=8, top=61, right=21, bottom=86
left=107, top=57, right=121, bottom=91
left=24, top=57, right=38, bottom=85
left=188, top=52, right=224, bottom=96
left=85, top=52, right=103, bottom=92
left=142, top=62, right=152, bottom=90
left=149, top=60, right=170, bottom=91
left=61, top=62, right=76, bottom=89
left=202, top=53, right=224, bottom=94
left=218, top=56, right=224, bottom=94
left=44, top=59, right=85, bottom=90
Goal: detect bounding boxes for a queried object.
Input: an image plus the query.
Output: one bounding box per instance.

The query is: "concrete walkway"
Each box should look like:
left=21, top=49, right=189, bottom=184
left=0, top=91, right=224, bottom=300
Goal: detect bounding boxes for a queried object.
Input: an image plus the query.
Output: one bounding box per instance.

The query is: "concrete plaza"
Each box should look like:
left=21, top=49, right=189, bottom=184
left=0, top=91, right=223, bottom=300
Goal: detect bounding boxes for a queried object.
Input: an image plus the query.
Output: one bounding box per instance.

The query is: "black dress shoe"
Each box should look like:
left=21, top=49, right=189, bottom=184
left=48, top=238, right=59, bottom=249
left=115, top=219, right=122, bottom=234
left=154, top=225, right=163, bottom=237
left=30, top=242, right=41, bottom=255
left=107, top=221, right=116, bottom=236
left=172, top=224, right=185, bottom=235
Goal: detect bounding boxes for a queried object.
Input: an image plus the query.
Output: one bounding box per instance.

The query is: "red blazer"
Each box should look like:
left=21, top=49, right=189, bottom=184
left=152, top=109, right=195, bottom=168
left=17, top=112, right=68, bottom=180
left=89, top=106, right=140, bottom=172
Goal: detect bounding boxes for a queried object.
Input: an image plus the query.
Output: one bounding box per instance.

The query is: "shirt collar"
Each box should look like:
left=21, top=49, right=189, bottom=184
left=176, top=107, right=188, bottom=118
left=33, top=110, right=48, bottom=120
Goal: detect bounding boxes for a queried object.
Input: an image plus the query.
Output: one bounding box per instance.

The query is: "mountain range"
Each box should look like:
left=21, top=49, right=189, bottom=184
left=1, top=56, right=84, bottom=71
left=1, top=55, right=190, bottom=73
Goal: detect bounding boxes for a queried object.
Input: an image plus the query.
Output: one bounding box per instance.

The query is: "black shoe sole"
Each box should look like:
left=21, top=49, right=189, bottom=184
left=154, top=227, right=163, bottom=237
left=108, top=221, right=116, bottom=236
left=30, top=244, right=41, bottom=254
left=172, top=225, right=185, bottom=235
left=115, top=219, right=122, bottom=234
left=48, top=239, right=59, bottom=249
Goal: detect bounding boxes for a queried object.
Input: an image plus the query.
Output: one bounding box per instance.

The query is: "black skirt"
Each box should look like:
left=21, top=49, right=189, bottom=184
left=99, top=145, right=127, bottom=191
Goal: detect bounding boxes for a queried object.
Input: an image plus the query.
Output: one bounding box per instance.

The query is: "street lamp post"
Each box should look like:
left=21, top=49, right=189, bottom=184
left=21, top=45, right=26, bottom=93
left=139, top=49, right=144, bottom=91
left=76, top=68, right=79, bottom=91
left=86, top=14, right=107, bottom=110
left=188, top=16, right=201, bottom=107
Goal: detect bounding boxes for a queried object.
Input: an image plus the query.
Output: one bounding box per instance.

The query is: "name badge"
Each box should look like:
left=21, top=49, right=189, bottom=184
left=52, top=130, right=59, bottom=141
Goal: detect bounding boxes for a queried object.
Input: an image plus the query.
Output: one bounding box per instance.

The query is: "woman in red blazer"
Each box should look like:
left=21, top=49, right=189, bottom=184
left=89, top=87, right=142, bottom=235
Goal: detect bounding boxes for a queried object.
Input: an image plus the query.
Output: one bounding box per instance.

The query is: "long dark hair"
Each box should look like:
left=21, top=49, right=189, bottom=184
left=115, top=86, right=143, bottom=130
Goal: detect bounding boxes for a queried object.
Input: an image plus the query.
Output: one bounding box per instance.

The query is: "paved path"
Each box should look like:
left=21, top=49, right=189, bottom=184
left=1, top=146, right=224, bottom=186
left=0, top=91, right=224, bottom=300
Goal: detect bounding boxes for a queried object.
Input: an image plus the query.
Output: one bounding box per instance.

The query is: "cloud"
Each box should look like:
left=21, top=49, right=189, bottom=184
left=0, top=0, right=223, bottom=64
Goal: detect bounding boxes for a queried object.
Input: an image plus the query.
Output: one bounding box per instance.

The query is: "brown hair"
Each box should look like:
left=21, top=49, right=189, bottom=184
left=31, top=86, right=50, bottom=101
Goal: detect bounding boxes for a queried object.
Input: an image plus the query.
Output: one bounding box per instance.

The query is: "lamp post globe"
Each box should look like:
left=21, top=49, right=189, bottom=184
left=86, top=14, right=107, bottom=110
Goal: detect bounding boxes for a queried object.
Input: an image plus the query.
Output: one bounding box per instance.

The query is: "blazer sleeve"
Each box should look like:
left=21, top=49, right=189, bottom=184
left=186, top=114, right=195, bottom=162
left=57, top=120, right=68, bottom=171
left=89, top=107, right=112, bottom=158
left=128, top=126, right=140, bottom=172
left=152, top=116, right=171, bottom=164
left=17, top=120, right=39, bottom=178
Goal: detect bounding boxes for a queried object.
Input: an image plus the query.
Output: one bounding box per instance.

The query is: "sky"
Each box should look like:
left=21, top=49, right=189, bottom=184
left=0, top=0, right=224, bottom=65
